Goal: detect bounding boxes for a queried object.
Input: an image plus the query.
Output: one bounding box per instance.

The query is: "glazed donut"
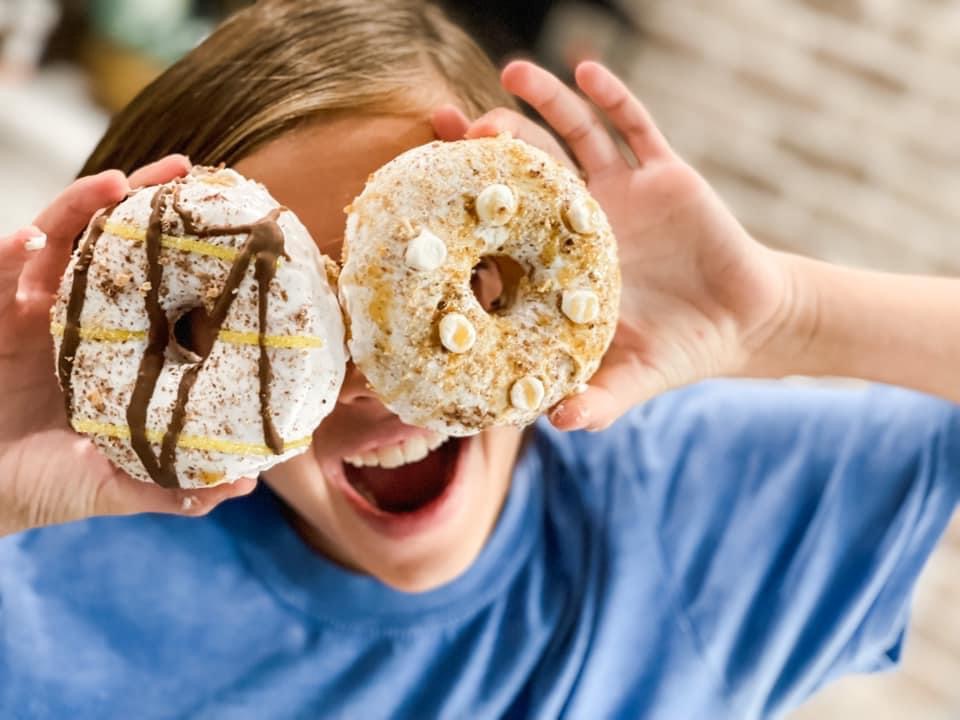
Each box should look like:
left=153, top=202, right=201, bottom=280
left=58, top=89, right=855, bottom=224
left=51, top=166, right=346, bottom=489
left=339, top=135, right=620, bottom=436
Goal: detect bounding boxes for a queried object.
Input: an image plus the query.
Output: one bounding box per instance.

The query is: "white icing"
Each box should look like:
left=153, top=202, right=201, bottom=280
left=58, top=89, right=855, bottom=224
left=204, top=167, right=241, bottom=185
left=51, top=166, right=347, bottom=488
left=474, top=226, right=509, bottom=252
left=339, top=136, right=620, bottom=436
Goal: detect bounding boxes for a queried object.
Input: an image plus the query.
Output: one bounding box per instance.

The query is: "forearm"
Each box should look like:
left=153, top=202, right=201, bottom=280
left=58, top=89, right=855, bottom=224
left=746, top=252, right=960, bottom=403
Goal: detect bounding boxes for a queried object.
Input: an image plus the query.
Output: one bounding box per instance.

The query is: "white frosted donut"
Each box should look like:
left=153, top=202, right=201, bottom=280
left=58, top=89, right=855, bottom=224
left=51, top=166, right=346, bottom=489
left=340, top=136, right=620, bottom=436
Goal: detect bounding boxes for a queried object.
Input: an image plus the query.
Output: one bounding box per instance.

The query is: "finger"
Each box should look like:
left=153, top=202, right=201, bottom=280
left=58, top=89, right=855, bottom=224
left=501, top=60, right=624, bottom=176
left=574, top=61, right=673, bottom=164
left=549, top=361, right=667, bottom=432
left=32, top=170, right=128, bottom=244
left=128, top=153, right=191, bottom=189
left=95, top=472, right=258, bottom=519
left=464, top=107, right=578, bottom=173
left=26, top=157, right=191, bottom=295
left=431, top=105, right=471, bottom=141
left=0, top=226, right=46, bottom=312
left=26, top=170, right=129, bottom=293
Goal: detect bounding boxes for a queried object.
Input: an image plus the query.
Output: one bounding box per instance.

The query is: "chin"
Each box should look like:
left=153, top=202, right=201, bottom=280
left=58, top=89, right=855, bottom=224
left=368, top=545, right=484, bottom=593
left=266, top=424, right=522, bottom=589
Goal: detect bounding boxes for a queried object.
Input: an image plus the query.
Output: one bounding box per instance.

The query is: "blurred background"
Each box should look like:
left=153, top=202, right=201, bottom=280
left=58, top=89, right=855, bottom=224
left=1, top=1, right=957, bottom=717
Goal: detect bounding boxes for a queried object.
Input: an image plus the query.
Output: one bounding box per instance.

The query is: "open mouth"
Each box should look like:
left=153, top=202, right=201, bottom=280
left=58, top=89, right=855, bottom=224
left=341, top=434, right=462, bottom=514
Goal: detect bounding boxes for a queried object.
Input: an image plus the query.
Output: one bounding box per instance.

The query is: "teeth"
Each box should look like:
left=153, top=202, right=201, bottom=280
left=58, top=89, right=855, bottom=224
left=401, top=435, right=429, bottom=464
left=343, top=433, right=449, bottom=469
left=379, top=445, right=405, bottom=469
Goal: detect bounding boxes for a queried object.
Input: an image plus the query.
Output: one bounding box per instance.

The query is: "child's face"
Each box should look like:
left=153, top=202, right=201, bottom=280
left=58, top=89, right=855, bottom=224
left=235, top=115, right=524, bottom=592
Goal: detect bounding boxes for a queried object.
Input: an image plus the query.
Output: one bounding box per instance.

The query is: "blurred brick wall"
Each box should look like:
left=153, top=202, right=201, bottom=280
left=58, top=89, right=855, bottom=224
left=607, top=2, right=960, bottom=718
left=614, top=0, right=960, bottom=274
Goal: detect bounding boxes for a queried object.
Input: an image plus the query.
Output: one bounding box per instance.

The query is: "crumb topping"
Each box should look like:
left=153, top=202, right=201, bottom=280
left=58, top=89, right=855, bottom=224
left=340, top=136, right=620, bottom=435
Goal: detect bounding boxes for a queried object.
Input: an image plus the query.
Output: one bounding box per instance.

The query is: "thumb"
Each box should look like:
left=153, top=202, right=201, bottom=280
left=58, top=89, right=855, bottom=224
left=93, top=470, right=258, bottom=518
left=431, top=104, right=471, bottom=141
left=549, top=361, right=669, bottom=432
left=464, top=107, right=578, bottom=173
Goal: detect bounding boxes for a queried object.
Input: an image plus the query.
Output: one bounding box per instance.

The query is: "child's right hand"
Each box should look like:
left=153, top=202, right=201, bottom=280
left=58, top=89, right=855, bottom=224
left=0, top=156, right=255, bottom=537
left=436, top=61, right=960, bottom=420
left=434, top=61, right=798, bottom=431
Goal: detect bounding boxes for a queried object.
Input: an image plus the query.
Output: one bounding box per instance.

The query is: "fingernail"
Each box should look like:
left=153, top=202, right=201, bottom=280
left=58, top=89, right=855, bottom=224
left=552, top=403, right=589, bottom=431
left=180, top=496, right=197, bottom=512
left=24, top=231, right=46, bottom=252
left=549, top=405, right=567, bottom=427
left=569, top=414, right=589, bottom=431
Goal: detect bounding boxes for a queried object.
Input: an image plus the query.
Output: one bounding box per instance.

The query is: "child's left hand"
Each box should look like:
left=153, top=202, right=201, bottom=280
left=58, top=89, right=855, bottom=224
left=433, top=60, right=794, bottom=431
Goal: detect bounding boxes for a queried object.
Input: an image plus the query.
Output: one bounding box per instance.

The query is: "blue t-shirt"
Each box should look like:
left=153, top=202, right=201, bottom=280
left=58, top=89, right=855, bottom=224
left=1, top=381, right=958, bottom=719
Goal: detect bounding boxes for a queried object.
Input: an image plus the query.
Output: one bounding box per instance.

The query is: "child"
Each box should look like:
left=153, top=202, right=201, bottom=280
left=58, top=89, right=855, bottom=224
left=1, top=1, right=957, bottom=717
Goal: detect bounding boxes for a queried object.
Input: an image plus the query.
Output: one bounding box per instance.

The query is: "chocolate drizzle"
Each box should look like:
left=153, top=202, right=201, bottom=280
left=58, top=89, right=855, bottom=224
left=58, top=209, right=114, bottom=417
left=127, top=188, right=174, bottom=484
left=171, top=188, right=288, bottom=458
left=62, top=178, right=290, bottom=489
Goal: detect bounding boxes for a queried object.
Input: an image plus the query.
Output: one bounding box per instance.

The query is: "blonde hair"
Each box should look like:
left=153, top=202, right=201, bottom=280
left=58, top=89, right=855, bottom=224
left=81, top=0, right=516, bottom=176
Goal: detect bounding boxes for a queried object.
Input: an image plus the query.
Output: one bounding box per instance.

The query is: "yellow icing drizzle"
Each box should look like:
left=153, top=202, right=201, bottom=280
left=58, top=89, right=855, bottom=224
left=103, top=221, right=284, bottom=265
left=215, top=329, right=323, bottom=349
left=72, top=418, right=312, bottom=457
left=50, top=322, right=323, bottom=349
left=53, top=324, right=144, bottom=343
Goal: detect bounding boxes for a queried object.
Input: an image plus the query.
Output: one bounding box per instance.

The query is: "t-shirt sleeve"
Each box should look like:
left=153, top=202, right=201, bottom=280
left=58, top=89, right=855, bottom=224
left=618, top=380, right=960, bottom=718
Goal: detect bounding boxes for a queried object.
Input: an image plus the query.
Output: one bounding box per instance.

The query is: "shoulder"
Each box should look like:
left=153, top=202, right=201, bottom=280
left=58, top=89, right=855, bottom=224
left=627, top=378, right=958, bottom=446
left=532, top=379, right=960, bottom=525
left=0, top=503, right=256, bottom=637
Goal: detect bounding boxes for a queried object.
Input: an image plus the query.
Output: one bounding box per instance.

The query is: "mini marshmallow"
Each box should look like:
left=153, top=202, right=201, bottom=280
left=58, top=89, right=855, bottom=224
left=405, top=228, right=447, bottom=271
left=565, top=197, right=596, bottom=234
left=476, top=184, right=517, bottom=226
left=439, top=312, right=476, bottom=353
left=561, top=289, right=600, bottom=324
left=510, top=375, right=545, bottom=410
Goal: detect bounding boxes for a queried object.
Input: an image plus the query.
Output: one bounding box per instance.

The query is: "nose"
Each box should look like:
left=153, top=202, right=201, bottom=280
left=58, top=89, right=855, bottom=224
left=337, top=361, right=382, bottom=406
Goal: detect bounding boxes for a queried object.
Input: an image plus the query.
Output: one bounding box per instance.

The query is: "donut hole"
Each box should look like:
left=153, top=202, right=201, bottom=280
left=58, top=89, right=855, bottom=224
left=470, top=255, right=525, bottom=314
left=170, top=305, right=216, bottom=362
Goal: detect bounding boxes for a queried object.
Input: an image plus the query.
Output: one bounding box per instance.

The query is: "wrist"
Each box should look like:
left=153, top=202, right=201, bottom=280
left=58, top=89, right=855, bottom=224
left=0, top=493, right=30, bottom=537
left=737, top=250, right=823, bottom=379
